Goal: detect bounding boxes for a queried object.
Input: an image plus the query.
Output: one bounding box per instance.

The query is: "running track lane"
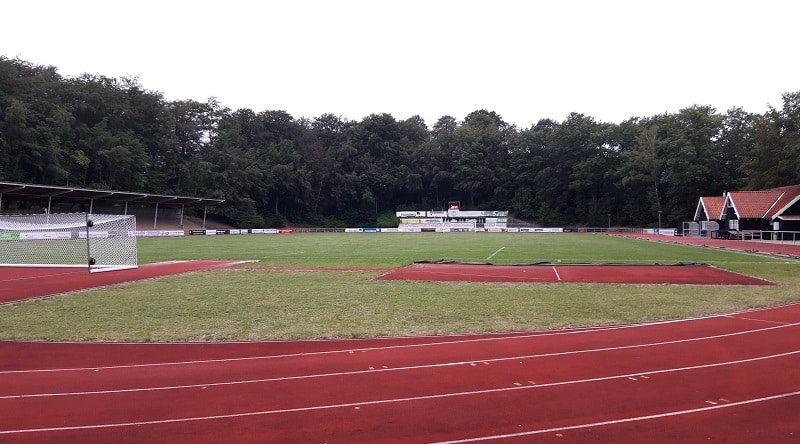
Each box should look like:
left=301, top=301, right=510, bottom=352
left=0, top=303, right=798, bottom=442
left=608, top=232, right=800, bottom=258
left=0, top=261, right=242, bottom=304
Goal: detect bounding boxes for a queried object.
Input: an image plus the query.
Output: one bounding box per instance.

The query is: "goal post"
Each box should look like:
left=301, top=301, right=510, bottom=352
left=0, top=213, right=138, bottom=273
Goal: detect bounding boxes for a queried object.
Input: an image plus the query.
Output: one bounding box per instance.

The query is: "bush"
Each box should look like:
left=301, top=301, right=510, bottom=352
left=376, top=211, right=400, bottom=228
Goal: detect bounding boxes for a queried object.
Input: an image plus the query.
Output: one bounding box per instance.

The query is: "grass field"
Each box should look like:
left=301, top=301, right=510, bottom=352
left=1, top=233, right=798, bottom=341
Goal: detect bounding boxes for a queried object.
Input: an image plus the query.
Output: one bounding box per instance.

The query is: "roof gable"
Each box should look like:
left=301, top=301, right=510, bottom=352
left=702, top=196, right=725, bottom=220
left=723, top=184, right=800, bottom=220
left=694, top=196, right=725, bottom=220
left=768, top=184, right=800, bottom=218
left=725, top=190, right=784, bottom=219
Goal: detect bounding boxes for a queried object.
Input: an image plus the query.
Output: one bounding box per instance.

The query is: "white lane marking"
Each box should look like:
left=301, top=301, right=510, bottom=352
left=432, top=391, right=800, bottom=443
left=3, top=301, right=800, bottom=375
left=2, top=324, right=798, bottom=400
left=1, top=353, right=797, bottom=435
left=486, top=247, right=505, bottom=261
left=552, top=265, right=561, bottom=281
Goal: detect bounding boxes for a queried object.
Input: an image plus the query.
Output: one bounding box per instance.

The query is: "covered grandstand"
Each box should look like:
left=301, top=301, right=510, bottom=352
left=0, top=181, right=224, bottom=229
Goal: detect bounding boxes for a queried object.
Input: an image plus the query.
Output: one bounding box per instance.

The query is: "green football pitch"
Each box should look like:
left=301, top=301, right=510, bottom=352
left=1, top=233, right=797, bottom=341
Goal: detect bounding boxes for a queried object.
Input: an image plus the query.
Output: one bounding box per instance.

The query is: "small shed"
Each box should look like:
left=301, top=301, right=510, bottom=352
left=692, top=195, right=725, bottom=236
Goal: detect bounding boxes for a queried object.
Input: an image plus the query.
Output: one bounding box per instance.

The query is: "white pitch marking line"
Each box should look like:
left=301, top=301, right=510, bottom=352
left=431, top=391, right=800, bottom=443
left=552, top=265, right=562, bottom=281
left=1, top=354, right=797, bottom=435
left=3, top=345, right=797, bottom=402
left=486, top=247, right=505, bottom=261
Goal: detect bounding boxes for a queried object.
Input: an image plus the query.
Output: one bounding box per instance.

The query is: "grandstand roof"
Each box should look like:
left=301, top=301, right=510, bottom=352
left=0, top=181, right=224, bottom=207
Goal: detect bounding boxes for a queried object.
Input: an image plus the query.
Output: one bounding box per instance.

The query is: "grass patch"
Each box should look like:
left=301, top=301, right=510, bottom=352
left=1, top=233, right=798, bottom=341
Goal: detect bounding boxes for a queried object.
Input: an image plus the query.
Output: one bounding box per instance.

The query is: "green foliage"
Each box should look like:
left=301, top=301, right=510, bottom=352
left=742, top=92, right=800, bottom=188
left=376, top=211, right=399, bottom=228
left=2, top=56, right=800, bottom=228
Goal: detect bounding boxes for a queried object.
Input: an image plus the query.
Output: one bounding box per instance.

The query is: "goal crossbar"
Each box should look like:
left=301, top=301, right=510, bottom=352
left=0, top=213, right=138, bottom=273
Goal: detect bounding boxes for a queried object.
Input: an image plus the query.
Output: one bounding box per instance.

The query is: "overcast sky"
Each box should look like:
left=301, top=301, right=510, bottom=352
left=3, top=0, right=798, bottom=127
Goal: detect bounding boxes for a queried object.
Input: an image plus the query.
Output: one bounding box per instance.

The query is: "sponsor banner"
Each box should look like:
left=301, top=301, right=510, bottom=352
left=345, top=228, right=363, bottom=233
left=507, top=228, right=520, bottom=233
left=396, top=211, right=428, bottom=217
left=362, top=228, right=381, bottom=233
left=519, top=227, right=564, bottom=233
left=136, top=230, right=185, bottom=237
left=78, top=231, right=111, bottom=239
left=401, top=218, right=420, bottom=224
left=398, top=227, right=421, bottom=233
left=484, top=219, right=508, bottom=227
left=430, top=211, right=447, bottom=218
left=0, top=232, right=20, bottom=240
left=646, top=228, right=678, bottom=236
left=21, top=231, right=71, bottom=240
left=188, top=229, right=206, bottom=236
left=452, top=210, right=508, bottom=217
left=381, top=227, right=399, bottom=233
left=250, top=229, right=279, bottom=234
left=277, top=228, right=294, bottom=234
left=82, top=231, right=138, bottom=239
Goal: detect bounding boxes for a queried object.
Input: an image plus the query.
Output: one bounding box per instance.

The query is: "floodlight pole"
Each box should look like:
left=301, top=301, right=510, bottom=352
left=658, top=210, right=662, bottom=233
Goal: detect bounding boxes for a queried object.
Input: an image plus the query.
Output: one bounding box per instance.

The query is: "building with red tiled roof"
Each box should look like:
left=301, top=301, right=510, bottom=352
left=717, top=184, right=800, bottom=236
left=691, top=195, right=726, bottom=236
left=693, top=196, right=726, bottom=221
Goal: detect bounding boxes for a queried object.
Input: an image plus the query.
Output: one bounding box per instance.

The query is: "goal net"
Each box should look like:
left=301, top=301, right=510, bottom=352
left=0, top=213, right=138, bottom=273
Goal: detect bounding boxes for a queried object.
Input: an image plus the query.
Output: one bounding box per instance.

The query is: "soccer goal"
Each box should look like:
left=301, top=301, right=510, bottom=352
left=0, top=213, right=138, bottom=273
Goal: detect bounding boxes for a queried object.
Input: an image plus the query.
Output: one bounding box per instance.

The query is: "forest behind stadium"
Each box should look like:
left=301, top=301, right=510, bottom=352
left=2, top=56, right=799, bottom=228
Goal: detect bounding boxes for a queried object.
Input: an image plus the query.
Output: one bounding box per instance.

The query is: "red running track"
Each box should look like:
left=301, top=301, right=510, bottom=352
left=377, top=262, right=774, bottom=285
left=609, top=232, right=800, bottom=258
left=0, top=261, right=242, bottom=305
left=1, top=302, right=798, bottom=442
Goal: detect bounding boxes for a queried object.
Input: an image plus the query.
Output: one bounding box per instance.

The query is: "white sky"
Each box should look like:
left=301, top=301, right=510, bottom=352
left=3, top=0, right=798, bottom=128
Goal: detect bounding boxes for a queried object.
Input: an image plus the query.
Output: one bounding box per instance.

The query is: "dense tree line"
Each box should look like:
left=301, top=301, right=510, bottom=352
left=2, top=56, right=799, bottom=228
